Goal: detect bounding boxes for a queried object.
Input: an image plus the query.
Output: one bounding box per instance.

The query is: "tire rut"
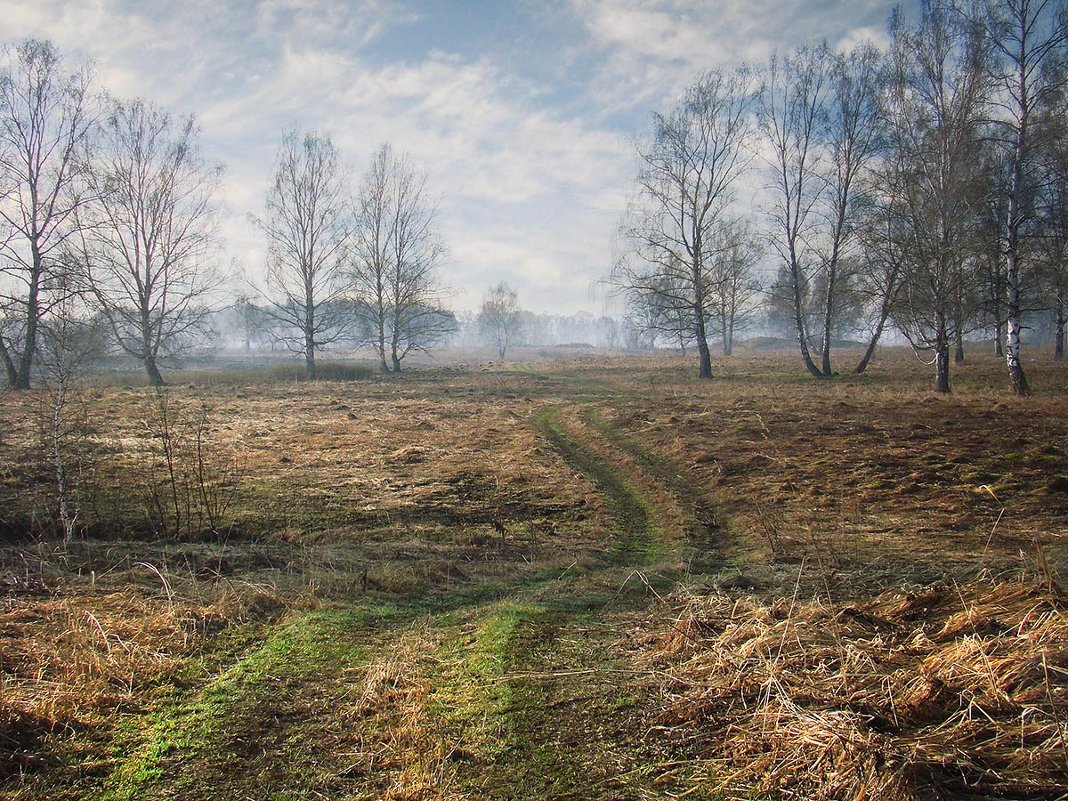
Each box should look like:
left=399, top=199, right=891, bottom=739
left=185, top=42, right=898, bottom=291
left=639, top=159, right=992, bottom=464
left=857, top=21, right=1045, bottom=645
left=437, top=403, right=718, bottom=799
left=101, top=397, right=713, bottom=801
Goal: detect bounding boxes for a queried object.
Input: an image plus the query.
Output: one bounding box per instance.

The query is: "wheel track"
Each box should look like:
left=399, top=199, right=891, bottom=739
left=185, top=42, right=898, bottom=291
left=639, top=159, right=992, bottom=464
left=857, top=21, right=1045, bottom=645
left=97, top=392, right=721, bottom=801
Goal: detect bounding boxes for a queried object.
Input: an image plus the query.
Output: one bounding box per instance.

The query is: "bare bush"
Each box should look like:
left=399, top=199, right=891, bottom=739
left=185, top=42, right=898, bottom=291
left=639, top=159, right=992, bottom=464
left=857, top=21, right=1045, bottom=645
left=140, top=391, right=244, bottom=541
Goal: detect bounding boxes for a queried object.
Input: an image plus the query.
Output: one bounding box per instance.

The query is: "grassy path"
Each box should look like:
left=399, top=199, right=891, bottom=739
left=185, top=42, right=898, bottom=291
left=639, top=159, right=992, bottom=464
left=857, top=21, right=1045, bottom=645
left=91, top=391, right=723, bottom=801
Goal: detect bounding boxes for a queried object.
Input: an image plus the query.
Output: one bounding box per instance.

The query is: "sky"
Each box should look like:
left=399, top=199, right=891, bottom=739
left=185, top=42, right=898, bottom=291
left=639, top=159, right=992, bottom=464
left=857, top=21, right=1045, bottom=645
left=1, top=0, right=899, bottom=315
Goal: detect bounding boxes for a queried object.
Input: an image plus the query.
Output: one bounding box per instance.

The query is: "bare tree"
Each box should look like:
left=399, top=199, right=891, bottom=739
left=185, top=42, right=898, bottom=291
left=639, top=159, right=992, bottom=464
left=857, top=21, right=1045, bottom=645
left=351, top=143, right=395, bottom=372
left=757, top=45, right=831, bottom=377
left=386, top=152, right=453, bottom=370
left=257, top=129, right=351, bottom=379
left=974, top=0, right=1068, bottom=394
left=614, top=68, right=755, bottom=379
left=885, top=1, right=990, bottom=393
left=826, top=44, right=888, bottom=373
left=707, top=219, right=763, bottom=356
left=757, top=41, right=884, bottom=377
left=478, top=281, right=523, bottom=361
left=0, top=39, right=94, bottom=389
left=352, top=144, right=452, bottom=372
left=79, top=99, right=220, bottom=386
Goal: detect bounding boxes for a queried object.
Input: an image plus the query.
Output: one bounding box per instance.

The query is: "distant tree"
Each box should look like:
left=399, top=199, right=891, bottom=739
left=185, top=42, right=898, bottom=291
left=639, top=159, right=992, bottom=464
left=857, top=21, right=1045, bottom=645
left=621, top=312, right=656, bottom=351
left=79, top=99, right=220, bottom=386
left=885, top=1, right=990, bottom=392
left=613, top=68, right=755, bottom=378
left=222, top=294, right=270, bottom=352
left=707, top=219, right=763, bottom=355
left=1036, top=91, right=1068, bottom=358
left=851, top=190, right=907, bottom=373
left=621, top=267, right=697, bottom=351
left=757, top=41, right=884, bottom=377
left=596, top=315, right=622, bottom=350
left=763, top=263, right=808, bottom=340
left=238, top=295, right=265, bottom=352
left=257, top=129, right=352, bottom=379
left=0, top=39, right=95, bottom=389
left=478, top=281, right=522, bottom=361
left=764, top=247, right=866, bottom=352
left=351, top=143, right=452, bottom=371
left=975, top=169, right=1009, bottom=357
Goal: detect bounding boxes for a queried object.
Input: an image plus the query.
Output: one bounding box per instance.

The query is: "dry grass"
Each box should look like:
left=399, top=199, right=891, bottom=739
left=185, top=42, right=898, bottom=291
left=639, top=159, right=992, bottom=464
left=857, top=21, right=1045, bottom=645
left=591, top=348, right=1068, bottom=585
left=0, top=541, right=296, bottom=783
left=0, top=348, right=1066, bottom=797
left=0, top=375, right=599, bottom=544
left=639, top=573, right=1068, bottom=800
left=334, top=627, right=461, bottom=801
left=0, top=586, right=203, bottom=779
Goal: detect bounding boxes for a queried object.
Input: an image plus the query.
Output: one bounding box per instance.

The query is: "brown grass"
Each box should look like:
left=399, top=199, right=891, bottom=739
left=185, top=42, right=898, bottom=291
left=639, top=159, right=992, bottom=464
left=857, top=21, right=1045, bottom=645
left=334, top=626, right=461, bottom=801
left=0, top=540, right=296, bottom=782
left=0, top=348, right=1066, bottom=797
left=0, top=374, right=599, bottom=544
left=0, top=586, right=198, bottom=778
left=591, top=348, right=1068, bottom=586
left=639, top=573, right=1068, bottom=800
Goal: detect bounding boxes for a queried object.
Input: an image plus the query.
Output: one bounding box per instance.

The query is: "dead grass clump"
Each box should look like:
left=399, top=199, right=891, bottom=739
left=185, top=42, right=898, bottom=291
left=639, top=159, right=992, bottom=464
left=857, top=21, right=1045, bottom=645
left=338, top=630, right=461, bottom=800
left=0, top=556, right=298, bottom=781
left=0, top=589, right=205, bottom=777
left=641, top=576, right=1068, bottom=800
left=388, top=445, right=433, bottom=464
left=208, top=582, right=289, bottom=623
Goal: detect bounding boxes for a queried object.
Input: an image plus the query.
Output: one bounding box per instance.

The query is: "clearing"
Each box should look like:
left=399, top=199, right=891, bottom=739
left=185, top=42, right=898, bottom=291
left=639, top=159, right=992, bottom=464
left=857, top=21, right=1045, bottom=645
left=0, top=348, right=1066, bottom=800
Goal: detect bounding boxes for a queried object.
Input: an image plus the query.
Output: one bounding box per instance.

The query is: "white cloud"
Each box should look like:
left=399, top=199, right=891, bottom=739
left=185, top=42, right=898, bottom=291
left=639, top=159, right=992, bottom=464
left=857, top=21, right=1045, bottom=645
left=0, top=0, right=903, bottom=316
left=571, top=0, right=894, bottom=116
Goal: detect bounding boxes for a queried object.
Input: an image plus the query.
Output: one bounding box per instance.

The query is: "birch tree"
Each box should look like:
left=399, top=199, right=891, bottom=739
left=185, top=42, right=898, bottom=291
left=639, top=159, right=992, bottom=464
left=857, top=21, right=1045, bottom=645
left=757, top=42, right=884, bottom=377
left=757, top=45, right=831, bottom=377
left=351, top=144, right=451, bottom=372
left=614, top=68, right=755, bottom=379
left=0, top=39, right=94, bottom=389
left=258, top=129, right=351, bottom=379
left=80, top=100, right=220, bottom=386
left=826, top=44, right=887, bottom=374
left=384, top=153, right=451, bottom=371
left=978, top=0, right=1068, bottom=395
left=351, top=143, right=393, bottom=371
left=37, top=289, right=101, bottom=542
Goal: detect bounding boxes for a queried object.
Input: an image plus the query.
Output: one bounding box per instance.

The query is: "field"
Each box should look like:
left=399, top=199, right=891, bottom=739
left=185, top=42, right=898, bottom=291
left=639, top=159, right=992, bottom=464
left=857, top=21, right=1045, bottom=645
left=0, top=347, right=1066, bottom=800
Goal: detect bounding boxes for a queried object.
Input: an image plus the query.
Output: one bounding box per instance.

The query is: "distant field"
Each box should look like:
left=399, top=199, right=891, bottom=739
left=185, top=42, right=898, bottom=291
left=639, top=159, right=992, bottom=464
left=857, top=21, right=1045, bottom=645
left=0, top=347, right=1065, bottom=800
